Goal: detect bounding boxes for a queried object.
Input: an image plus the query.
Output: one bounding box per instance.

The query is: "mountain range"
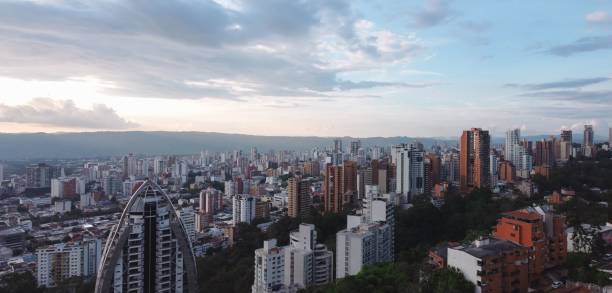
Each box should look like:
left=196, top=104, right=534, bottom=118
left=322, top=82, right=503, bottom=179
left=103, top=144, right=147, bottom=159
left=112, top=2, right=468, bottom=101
left=0, top=131, right=606, bottom=160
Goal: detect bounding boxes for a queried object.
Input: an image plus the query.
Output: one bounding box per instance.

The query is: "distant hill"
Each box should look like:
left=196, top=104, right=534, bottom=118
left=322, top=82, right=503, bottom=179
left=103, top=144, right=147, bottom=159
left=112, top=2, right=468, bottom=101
left=0, top=131, right=606, bottom=160
left=0, top=131, right=457, bottom=160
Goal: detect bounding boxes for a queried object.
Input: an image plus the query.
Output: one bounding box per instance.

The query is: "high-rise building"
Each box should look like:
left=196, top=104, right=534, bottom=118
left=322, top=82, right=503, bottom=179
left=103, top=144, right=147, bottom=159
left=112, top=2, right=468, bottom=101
left=336, top=188, right=394, bottom=279
left=303, top=160, right=320, bottom=177
left=460, top=128, right=490, bottom=193
left=583, top=125, right=595, bottom=157
left=535, top=139, right=555, bottom=167
left=505, top=129, right=534, bottom=178
left=250, top=224, right=336, bottom=293
left=0, top=163, right=3, bottom=181
left=336, top=221, right=393, bottom=279
left=323, top=164, right=346, bottom=213
left=26, top=163, right=61, bottom=188
left=560, top=130, right=572, bottom=143
left=232, top=195, right=256, bottom=225
left=38, top=243, right=82, bottom=287
left=584, top=125, right=594, bottom=147
left=37, top=238, right=103, bottom=288
left=349, top=140, right=361, bottom=157
left=288, top=177, right=312, bottom=219
left=609, top=127, right=612, bottom=147
left=332, top=139, right=343, bottom=165
left=489, top=152, right=499, bottom=187
left=94, top=180, right=198, bottom=293
left=252, top=239, right=285, bottom=293
left=177, top=206, right=196, bottom=242
left=343, top=160, right=358, bottom=199
left=394, top=144, right=425, bottom=202
left=505, top=129, right=521, bottom=162
left=200, top=188, right=223, bottom=214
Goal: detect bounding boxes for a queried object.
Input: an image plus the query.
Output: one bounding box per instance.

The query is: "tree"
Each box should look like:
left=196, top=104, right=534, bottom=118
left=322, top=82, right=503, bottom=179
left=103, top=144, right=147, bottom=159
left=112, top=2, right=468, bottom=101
left=0, top=271, right=43, bottom=293
left=420, top=267, right=475, bottom=293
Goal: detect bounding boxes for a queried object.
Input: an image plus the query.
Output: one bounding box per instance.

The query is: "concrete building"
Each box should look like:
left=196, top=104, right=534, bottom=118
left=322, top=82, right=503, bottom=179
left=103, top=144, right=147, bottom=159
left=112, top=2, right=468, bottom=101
left=492, top=206, right=566, bottom=285
left=252, top=239, right=286, bottom=293
left=394, top=144, right=425, bottom=202
left=323, top=164, right=346, bottom=213
left=94, top=180, right=198, bottom=293
left=287, top=177, right=311, bottom=219
left=584, top=125, right=594, bottom=157
left=282, top=224, right=333, bottom=291
left=37, top=238, right=103, bottom=288
left=54, top=200, right=72, bottom=214
left=460, top=128, right=490, bottom=193
left=233, top=195, right=256, bottom=225
left=200, top=188, right=223, bottom=214
left=335, top=187, right=394, bottom=279
left=26, top=163, right=61, bottom=188
left=177, top=206, right=196, bottom=242
left=447, top=238, right=529, bottom=293
left=336, top=221, right=393, bottom=279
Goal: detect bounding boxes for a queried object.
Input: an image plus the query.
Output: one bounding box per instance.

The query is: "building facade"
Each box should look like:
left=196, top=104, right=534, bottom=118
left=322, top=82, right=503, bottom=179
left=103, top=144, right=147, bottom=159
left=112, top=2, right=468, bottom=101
left=460, top=128, right=490, bottom=193
left=94, top=180, right=198, bottom=293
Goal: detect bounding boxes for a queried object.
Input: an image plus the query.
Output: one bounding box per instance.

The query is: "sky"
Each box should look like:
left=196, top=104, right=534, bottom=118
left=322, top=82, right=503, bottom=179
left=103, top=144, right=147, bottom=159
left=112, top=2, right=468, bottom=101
left=0, top=0, right=611, bottom=138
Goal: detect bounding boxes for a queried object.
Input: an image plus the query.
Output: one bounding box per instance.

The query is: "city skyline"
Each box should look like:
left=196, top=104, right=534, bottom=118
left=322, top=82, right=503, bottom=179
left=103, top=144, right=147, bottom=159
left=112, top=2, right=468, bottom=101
left=0, top=0, right=611, bottom=137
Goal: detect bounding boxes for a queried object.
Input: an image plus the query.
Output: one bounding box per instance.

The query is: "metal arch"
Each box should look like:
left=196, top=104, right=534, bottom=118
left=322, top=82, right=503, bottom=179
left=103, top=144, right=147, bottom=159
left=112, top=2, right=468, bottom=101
left=94, top=180, right=200, bottom=293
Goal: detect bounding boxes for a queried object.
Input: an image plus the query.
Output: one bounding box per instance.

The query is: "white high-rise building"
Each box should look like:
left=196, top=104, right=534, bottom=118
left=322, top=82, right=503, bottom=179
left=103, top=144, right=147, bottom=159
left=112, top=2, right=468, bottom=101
left=505, top=129, right=521, bottom=163
left=489, top=152, right=499, bottom=187
left=394, top=144, right=424, bottom=202
left=252, top=239, right=286, bottom=293
left=37, top=243, right=84, bottom=288
left=225, top=180, right=236, bottom=197
left=82, top=237, right=104, bottom=278
left=283, top=224, right=333, bottom=290
left=94, top=180, right=198, bottom=293
left=336, top=222, right=393, bottom=279
left=51, top=178, right=64, bottom=198
left=251, top=224, right=333, bottom=293
left=36, top=238, right=103, bottom=288
left=0, top=163, right=3, bottom=181
left=336, top=188, right=394, bottom=279
left=76, top=177, right=87, bottom=195
left=80, top=193, right=94, bottom=208
left=506, top=129, right=532, bottom=178
left=177, top=206, right=196, bottom=242
left=233, top=195, right=256, bottom=225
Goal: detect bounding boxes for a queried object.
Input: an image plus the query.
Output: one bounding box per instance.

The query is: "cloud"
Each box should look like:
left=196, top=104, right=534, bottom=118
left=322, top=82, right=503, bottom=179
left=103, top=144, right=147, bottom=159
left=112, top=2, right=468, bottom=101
left=547, top=35, right=612, bottom=56
left=586, top=10, right=611, bottom=24
left=412, top=0, right=453, bottom=28
left=0, top=0, right=428, bottom=101
left=505, top=77, right=611, bottom=90
left=0, top=98, right=137, bottom=129
left=519, top=89, right=612, bottom=103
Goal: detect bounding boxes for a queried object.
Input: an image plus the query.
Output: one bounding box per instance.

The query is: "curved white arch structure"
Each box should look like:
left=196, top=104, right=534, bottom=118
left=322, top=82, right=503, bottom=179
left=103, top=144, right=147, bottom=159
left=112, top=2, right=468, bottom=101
left=95, top=180, right=199, bottom=293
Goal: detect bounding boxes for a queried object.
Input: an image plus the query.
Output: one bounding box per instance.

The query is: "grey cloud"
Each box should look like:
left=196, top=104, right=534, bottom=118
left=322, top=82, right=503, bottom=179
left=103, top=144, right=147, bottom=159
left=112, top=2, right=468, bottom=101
left=0, top=98, right=138, bottom=129
left=0, top=0, right=426, bottom=101
left=519, top=89, right=612, bottom=103
left=505, top=77, right=611, bottom=90
left=547, top=35, right=612, bottom=57
left=336, top=80, right=434, bottom=90
left=413, top=0, right=453, bottom=28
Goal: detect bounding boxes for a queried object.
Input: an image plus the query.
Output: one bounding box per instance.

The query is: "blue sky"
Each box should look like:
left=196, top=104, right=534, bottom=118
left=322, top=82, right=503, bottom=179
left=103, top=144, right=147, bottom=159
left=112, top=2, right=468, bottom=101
left=0, top=0, right=610, bottom=137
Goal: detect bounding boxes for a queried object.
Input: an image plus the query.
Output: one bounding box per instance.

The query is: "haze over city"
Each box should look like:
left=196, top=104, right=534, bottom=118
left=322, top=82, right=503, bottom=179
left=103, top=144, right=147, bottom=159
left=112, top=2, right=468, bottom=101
left=1, top=0, right=611, bottom=137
